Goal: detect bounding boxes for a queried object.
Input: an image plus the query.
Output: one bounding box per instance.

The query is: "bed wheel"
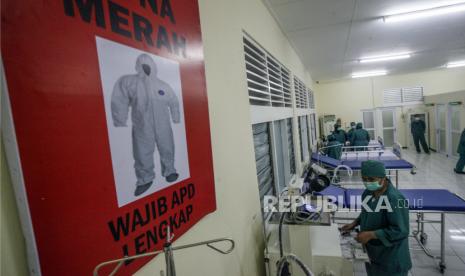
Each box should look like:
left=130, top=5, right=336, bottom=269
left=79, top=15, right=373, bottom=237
left=420, top=233, right=428, bottom=245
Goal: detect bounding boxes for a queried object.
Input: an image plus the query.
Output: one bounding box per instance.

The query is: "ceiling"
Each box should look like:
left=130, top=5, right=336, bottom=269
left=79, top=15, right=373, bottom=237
left=263, top=0, right=465, bottom=82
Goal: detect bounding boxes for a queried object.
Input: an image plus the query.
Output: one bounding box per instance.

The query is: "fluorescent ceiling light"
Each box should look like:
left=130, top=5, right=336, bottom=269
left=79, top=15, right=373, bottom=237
left=450, top=235, right=465, bottom=241
left=351, top=71, right=387, bottom=78
left=446, top=60, right=465, bottom=68
left=384, top=3, right=465, bottom=23
left=360, top=54, right=411, bottom=63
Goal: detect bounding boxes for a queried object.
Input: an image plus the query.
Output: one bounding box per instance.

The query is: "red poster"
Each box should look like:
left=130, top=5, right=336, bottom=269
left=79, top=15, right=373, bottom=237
left=1, top=1, right=216, bottom=275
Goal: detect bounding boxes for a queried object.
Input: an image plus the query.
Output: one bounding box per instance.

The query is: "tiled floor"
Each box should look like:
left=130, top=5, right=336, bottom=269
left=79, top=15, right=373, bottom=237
left=341, top=149, right=465, bottom=275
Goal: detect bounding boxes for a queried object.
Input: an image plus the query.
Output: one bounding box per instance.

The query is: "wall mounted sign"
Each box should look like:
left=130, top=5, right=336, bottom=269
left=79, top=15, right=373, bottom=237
left=1, top=1, right=216, bottom=275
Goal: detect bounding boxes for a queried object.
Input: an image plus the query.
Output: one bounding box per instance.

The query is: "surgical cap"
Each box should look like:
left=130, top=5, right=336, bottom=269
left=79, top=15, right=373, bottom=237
left=361, top=160, right=386, bottom=178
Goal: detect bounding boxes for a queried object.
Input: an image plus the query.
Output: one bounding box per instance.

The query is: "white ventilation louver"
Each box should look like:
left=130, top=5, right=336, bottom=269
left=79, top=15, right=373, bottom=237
left=244, top=36, right=293, bottom=108
left=294, top=77, right=309, bottom=109
left=402, top=86, right=423, bottom=103
left=383, top=88, right=402, bottom=105
left=383, top=86, right=423, bottom=106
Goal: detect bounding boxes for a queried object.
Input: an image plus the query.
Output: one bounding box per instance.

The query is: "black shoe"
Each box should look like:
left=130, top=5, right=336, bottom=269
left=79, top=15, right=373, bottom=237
left=417, top=151, right=421, bottom=154
left=134, top=181, right=153, bottom=196
left=455, top=168, right=465, bottom=175
left=165, top=173, right=179, bottom=183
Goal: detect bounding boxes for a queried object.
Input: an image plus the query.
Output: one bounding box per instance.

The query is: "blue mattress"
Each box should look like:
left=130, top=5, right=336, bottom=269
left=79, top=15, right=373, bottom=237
left=311, top=153, right=414, bottom=170
left=320, top=187, right=465, bottom=212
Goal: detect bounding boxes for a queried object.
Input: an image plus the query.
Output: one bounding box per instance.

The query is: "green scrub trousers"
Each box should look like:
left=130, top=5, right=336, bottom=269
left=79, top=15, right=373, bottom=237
left=456, top=154, right=465, bottom=172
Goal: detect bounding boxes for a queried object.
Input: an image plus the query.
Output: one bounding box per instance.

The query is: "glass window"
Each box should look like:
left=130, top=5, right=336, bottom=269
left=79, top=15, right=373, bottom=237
left=287, top=118, right=296, bottom=175
left=363, top=111, right=375, bottom=129
left=299, top=116, right=309, bottom=162
left=382, top=110, right=394, bottom=128
left=451, top=106, right=460, bottom=131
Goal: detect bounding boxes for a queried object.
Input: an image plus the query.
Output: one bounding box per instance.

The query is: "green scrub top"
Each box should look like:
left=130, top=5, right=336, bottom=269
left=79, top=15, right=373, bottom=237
left=347, top=128, right=355, bottom=142
left=355, top=181, right=412, bottom=275
left=351, top=128, right=370, bottom=147
left=411, top=120, right=426, bottom=136
left=333, top=129, right=347, bottom=144
left=326, top=141, right=342, bottom=160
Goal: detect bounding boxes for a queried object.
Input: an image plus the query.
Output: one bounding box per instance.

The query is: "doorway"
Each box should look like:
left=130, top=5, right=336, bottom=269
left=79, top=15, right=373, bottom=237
left=362, top=110, right=376, bottom=141
left=407, top=112, right=429, bottom=150
left=380, top=109, right=396, bottom=147
left=361, top=108, right=397, bottom=147
left=449, top=104, right=462, bottom=158
left=436, top=104, right=447, bottom=154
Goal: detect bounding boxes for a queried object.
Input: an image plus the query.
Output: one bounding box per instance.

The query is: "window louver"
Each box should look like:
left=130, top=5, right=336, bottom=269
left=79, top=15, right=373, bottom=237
left=402, top=87, right=423, bottom=103
left=308, top=89, right=315, bottom=109
left=294, top=77, right=309, bottom=109
left=286, top=118, right=295, bottom=174
left=252, top=123, right=274, bottom=209
left=244, top=38, right=270, bottom=106
left=384, top=88, right=402, bottom=105
left=244, top=36, right=292, bottom=108
left=281, top=68, right=292, bottom=107
left=383, top=86, right=424, bottom=105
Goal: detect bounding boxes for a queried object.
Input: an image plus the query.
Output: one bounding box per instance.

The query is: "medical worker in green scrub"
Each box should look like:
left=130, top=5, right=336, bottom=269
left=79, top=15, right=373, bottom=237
left=342, top=160, right=412, bottom=276
left=455, top=128, right=465, bottom=174
left=325, top=134, right=342, bottom=160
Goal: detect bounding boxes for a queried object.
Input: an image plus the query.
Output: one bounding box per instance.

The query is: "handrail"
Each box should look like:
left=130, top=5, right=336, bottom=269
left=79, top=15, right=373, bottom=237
left=93, top=237, right=235, bottom=276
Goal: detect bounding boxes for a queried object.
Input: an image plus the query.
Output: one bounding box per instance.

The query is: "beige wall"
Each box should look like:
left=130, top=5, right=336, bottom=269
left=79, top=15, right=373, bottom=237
left=1, top=142, right=29, bottom=275
left=315, top=67, right=465, bottom=148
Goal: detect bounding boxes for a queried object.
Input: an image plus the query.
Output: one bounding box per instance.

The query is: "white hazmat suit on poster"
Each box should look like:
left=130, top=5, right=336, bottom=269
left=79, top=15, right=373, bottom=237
left=111, top=54, right=180, bottom=196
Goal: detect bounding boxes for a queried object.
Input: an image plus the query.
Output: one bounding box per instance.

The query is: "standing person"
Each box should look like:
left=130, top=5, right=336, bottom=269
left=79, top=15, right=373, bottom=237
left=325, top=134, right=342, bottom=160
left=455, top=128, right=465, bottom=174
left=342, top=160, right=412, bottom=276
left=333, top=123, right=347, bottom=144
left=351, top=123, right=370, bottom=151
left=347, top=122, right=356, bottom=145
left=411, top=115, right=430, bottom=154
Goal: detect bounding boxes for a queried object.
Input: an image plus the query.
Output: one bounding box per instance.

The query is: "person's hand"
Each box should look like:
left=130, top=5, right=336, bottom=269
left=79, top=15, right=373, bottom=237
left=341, top=221, right=357, bottom=233
left=356, top=231, right=376, bottom=245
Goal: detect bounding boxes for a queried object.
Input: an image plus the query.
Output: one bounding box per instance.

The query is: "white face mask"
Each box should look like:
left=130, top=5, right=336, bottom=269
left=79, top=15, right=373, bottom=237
left=415, top=117, right=420, bottom=121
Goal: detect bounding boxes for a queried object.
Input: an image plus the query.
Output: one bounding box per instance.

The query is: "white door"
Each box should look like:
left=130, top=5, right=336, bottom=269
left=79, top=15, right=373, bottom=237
left=380, top=109, right=396, bottom=147
left=436, top=104, right=447, bottom=154
left=362, top=110, right=376, bottom=141
left=449, top=104, right=461, bottom=157
left=408, top=113, right=429, bottom=150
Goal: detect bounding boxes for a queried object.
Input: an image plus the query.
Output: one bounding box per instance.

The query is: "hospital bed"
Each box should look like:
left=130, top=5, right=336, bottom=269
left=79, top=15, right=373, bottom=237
left=316, top=186, right=465, bottom=273
left=313, top=142, right=416, bottom=188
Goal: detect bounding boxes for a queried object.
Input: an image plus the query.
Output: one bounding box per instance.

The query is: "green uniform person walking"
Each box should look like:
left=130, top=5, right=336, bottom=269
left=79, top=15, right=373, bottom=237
left=342, top=160, right=412, bottom=276
left=325, top=134, right=342, bottom=160
left=351, top=123, right=370, bottom=150
left=455, top=128, right=465, bottom=174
